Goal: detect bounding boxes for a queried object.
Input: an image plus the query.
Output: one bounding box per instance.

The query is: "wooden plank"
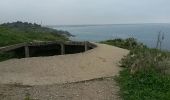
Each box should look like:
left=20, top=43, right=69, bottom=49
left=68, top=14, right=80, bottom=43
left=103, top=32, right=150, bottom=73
left=0, top=41, right=92, bottom=53
left=64, top=41, right=85, bottom=46
left=28, top=41, right=62, bottom=46
left=0, top=43, right=26, bottom=52
left=28, top=41, right=85, bottom=46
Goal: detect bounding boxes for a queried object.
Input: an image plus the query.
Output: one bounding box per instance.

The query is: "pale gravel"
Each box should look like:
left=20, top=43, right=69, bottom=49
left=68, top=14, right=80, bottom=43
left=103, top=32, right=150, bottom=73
left=0, top=43, right=129, bottom=85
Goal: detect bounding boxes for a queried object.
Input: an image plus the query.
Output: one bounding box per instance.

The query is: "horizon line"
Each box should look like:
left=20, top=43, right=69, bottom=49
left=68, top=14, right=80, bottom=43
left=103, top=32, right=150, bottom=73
left=46, top=22, right=170, bottom=26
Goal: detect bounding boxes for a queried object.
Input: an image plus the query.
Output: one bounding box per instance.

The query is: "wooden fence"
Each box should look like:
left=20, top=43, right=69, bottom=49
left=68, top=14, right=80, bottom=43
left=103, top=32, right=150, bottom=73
left=0, top=41, right=96, bottom=58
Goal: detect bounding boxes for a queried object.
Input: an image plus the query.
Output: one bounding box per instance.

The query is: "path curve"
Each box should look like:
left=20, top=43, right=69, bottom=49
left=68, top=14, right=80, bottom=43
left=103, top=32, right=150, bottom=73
left=0, top=43, right=129, bottom=85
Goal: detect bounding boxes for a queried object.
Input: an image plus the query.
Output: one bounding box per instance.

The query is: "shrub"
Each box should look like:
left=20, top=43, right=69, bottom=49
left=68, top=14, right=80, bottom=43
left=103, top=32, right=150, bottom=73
left=102, top=38, right=170, bottom=99
left=121, top=47, right=170, bottom=74
left=101, top=38, right=146, bottom=50
left=102, top=38, right=170, bottom=74
left=116, top=69, right=170, bottom=100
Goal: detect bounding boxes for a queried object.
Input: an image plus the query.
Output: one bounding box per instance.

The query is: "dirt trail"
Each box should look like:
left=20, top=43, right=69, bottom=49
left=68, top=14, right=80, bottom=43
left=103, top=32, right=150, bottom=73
left=0, top=43, right=129, bottom=100
left=0, top=43, right=129, bottom=85
left=0, top=78, right=121, bottom=100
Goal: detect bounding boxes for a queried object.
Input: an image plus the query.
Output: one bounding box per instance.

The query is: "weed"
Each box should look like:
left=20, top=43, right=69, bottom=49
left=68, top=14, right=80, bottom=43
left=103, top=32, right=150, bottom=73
left=102, top=38, right=170, bottom=100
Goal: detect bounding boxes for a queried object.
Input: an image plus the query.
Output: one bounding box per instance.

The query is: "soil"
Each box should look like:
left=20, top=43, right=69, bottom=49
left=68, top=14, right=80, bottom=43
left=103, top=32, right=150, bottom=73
left=0, top=78, right=121, bottom=100
left=0, top=43, right=128, bottom=100
left=0, top=43, right=128, bottom=85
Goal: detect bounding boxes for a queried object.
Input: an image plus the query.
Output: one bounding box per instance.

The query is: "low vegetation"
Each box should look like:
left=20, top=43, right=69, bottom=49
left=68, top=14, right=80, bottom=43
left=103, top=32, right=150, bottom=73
left=0, top=21, right=71, bottom=61
left=102, top=38, right=170, bottom=100
left=0, top=21, right=71, bottom=47
left=101, top=38, right=146, bottom=50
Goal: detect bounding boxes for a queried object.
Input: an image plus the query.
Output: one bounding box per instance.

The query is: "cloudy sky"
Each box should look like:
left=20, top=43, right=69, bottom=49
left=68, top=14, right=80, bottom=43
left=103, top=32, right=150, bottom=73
left=0, top=0, right=170, bottom=25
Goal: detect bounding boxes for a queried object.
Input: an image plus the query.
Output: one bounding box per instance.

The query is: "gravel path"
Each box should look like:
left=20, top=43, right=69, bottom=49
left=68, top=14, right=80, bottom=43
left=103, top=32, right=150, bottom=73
left=0, top=43, right=128, bottom=85
left=0, top=78, right=121, bottom=100
left=0, top=43, right=129, bottom=100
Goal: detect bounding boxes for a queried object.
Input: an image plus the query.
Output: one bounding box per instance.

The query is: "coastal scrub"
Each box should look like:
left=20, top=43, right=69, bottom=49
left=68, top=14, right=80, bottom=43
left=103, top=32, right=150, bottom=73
left=102, top=38, right=170, bottom=100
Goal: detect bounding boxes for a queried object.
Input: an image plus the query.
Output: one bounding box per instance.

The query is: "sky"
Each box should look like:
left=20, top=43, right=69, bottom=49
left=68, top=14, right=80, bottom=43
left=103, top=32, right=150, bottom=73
left=0, top=0, right=170, bottom=25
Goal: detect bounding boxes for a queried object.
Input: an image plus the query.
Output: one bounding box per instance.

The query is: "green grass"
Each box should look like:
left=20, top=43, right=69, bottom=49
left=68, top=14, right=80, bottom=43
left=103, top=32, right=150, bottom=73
left=102, top=38, right=170, bottom=100
left=0, top=52, right=16, bottom=62
left=0, top=22, right=69, bottom=47
left=0, top=21, right=70, bottom=61
left=116, top=69, right=170, bottom=100
left=100, top=38, right=146, bottom=50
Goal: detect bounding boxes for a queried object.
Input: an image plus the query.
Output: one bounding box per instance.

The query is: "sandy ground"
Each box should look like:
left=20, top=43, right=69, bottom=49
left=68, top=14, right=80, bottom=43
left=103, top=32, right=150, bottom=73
left=0, top=78, right=121, bottom=100
left=0, top=43, right=129, bottom=100
left=0, top=43, right=129, bottom=85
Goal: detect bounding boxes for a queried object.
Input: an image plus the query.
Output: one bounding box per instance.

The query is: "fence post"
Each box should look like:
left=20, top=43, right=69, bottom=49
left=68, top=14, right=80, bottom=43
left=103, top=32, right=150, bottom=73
left=85, top=41, right=88, bottom=51
left=61, top=43, right=65, bottom=55
left=25, top=45, right=30, bottom=58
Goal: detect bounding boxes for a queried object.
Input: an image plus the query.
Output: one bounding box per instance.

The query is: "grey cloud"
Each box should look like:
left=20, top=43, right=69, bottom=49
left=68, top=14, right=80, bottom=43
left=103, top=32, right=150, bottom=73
left=0, top=0, right=170, bottom=25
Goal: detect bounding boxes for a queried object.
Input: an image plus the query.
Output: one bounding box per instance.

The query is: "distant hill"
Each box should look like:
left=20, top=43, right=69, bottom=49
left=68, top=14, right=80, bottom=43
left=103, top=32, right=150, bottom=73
left=0, top=21, right=72, bottom=47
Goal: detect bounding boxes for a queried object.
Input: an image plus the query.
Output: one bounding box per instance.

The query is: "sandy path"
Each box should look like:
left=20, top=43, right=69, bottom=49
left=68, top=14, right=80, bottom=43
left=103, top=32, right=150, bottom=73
left=0, top=43, right=129, bottom=85
left=0, top=78, right=121, bottom=100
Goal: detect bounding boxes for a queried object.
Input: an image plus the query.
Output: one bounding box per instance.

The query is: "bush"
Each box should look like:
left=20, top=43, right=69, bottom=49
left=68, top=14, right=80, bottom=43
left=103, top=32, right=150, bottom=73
left=102, top=38, right=170, bottom=100
left=0, top=21, right=70, bottom=47
left=116, top=69, right=170, bottom=100
left=101, top=38, right=146, bottom=50
left=102, top=38, right=170, bottom=74
left=121, top=47, right=170, bottom=74
left=0, top=52, right=16, bottom=62
left=0, top=21, right=70, bottom=61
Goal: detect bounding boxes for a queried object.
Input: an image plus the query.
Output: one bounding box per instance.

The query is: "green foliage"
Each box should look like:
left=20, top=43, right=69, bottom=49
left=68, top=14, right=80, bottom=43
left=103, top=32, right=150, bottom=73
left=0, top=52, right=16, bottom=62
left=0, top=21, right=71, bottom=61
left=24, top=92, right=31, bottom=100
left=102, top=38, right=170, bottom=100
left=116, top=69, right=170, bottom=100
left=121, top=47, right=170, bottom=74
left=102, top=38, right=170, bottom=74
left=119, top=48, right=170, bottom=100
left=0, top=21, right=71, bottom=47
left=100, top=38, right=146, bottom=50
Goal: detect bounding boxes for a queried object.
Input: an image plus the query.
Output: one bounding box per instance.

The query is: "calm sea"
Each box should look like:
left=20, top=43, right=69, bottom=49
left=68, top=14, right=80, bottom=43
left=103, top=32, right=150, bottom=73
left=52, top=24, right=170, bottom=50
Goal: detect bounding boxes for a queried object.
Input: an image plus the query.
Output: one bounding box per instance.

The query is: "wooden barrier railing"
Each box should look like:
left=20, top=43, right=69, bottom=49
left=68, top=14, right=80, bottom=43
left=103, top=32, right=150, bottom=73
left=0, top=41, right=96, bottom=58
left=0, top=43, right=26, bottom=52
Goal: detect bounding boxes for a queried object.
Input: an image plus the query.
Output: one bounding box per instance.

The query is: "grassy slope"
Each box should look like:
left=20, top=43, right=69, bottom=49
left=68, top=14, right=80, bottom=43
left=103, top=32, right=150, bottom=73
left=117, top=69, right=170, bottom=100
left=0, top=22, right=70, bottom=61
left=0, top=22, right=69, bottom=47
left=102, top=38, right=170, bottom=100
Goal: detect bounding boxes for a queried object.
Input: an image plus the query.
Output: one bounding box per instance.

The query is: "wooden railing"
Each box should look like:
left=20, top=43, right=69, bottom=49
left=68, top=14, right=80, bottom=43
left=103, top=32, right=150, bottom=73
left=0, top=41, right=96, bottom=58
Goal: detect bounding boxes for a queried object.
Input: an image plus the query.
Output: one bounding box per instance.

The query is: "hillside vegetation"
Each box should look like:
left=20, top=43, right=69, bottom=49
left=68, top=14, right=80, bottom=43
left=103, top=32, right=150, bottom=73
left=0, top=21, right=71, bottom=47
left=102, top=38, right=170, bottom=100
left=0, top=21, right=71, bottom=61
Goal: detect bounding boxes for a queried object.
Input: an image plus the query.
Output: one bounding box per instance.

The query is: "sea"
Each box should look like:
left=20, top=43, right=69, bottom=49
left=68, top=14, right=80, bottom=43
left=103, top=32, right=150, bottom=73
left=51, top=23, right=170, bottom=50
